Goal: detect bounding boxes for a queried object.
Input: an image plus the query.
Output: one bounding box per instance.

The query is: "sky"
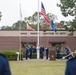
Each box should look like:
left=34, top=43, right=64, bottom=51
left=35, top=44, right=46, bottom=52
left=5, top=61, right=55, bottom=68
left=0, top=0, right=73, bottom=27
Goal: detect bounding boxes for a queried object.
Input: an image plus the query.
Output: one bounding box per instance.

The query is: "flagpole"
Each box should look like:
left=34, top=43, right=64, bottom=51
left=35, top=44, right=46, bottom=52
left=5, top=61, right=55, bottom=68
left=19, top=4, right=22, bottom=61
left=37, top=0, right=40, bottom=59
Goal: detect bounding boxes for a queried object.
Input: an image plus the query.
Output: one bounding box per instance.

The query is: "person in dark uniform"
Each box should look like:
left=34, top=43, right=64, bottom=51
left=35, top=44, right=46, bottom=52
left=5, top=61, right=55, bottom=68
left=65, top=57, right=76, bottom=75
left=45, top=47, right=49, bottom=59
left=39, top=45, right=44, bottom=59
left=29, top=46, right=33, bottom=59
left=65, top=49, right=76, bottom=75
left=32, top=46, right=36, bottom=53
left=25, top=47, right=29, bottom=60
left=56, top=47, right=60, bottom=59
left=65, top=45, right=70, bottom=59
left=0, top=53, right=11, bottom=75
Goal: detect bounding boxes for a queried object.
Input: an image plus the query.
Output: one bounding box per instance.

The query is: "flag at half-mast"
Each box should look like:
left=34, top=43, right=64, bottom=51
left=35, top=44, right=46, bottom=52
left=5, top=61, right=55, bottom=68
left=26, top=23, right=35, bottom=31
left=41, top=2, right=50, bottom=25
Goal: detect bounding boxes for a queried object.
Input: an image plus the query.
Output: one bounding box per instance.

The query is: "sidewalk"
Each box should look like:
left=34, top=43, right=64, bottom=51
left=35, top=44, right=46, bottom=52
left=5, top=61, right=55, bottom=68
left=22, top=57, right=61, bottom=61
left=22, top=56, right=50, bottom=61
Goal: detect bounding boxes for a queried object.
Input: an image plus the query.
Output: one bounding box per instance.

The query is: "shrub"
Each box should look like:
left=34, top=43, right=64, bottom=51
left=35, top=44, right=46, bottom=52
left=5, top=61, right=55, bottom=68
left=32, top=53, right=37, bottom=59
left=0, top=50, right=23, bottom=60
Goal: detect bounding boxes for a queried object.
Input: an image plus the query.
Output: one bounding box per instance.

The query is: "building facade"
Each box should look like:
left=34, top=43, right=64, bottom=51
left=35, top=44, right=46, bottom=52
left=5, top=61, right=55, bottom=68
left=0, top=30, right=76, bottom=52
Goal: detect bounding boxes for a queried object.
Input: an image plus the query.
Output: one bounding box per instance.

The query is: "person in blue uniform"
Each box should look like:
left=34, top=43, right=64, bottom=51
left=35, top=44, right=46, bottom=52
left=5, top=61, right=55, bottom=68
left=32, top=46, right=36, bottom=53
left=65, top=45, right=70, bottom=59
left=45, top=47, right=49, bottom=59
left=56, top=47, right=60, bottom=59
left=29, top=46, right=33, bottom=59
left=0, top=53, right=11, bottom=75
left=65, top=57, right=76, bottom=75
left=65, top=49, right=76, bottom=75
left=39, top=45, right=44, bottom=59
left=25, top=47, right=29, bottom=60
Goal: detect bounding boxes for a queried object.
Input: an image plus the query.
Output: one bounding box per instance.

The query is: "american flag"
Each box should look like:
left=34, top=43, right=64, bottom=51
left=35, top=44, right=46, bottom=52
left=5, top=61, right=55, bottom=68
left=41, top=2, right=50, bottom=25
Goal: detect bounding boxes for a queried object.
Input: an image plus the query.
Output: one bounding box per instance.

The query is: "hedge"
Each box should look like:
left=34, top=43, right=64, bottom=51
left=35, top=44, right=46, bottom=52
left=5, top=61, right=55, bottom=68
left=32, top=53, right=37, bottom=59
left=0, top=50, right=23, bottom=60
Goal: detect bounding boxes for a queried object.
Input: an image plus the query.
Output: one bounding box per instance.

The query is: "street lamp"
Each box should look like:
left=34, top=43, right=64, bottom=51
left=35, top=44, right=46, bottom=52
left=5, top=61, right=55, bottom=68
left=0, top=11, right=2, bottom=21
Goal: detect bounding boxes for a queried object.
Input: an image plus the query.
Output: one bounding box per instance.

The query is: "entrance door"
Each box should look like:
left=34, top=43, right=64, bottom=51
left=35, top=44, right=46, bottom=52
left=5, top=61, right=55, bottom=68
left=22, top=42, right=36, bottom=48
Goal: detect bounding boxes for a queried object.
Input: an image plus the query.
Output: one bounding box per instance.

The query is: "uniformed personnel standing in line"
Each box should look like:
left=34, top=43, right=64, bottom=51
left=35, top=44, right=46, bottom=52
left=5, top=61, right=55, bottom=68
left=0, top=53, right=11, bottom=75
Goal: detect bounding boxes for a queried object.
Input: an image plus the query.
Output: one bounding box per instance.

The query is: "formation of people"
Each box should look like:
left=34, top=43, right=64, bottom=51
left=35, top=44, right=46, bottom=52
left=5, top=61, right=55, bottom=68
left=25, top=44, right=74, bottom=60
left=25, top=45, right=61, bottom=60
left=25, top=45, right=49, bottom=60
left=25, top=46, right=37, bottom=60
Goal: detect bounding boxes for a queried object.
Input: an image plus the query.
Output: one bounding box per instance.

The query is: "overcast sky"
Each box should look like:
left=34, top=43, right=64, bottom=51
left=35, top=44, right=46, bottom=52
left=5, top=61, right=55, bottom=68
left=0, top=0, right=73, bottom=27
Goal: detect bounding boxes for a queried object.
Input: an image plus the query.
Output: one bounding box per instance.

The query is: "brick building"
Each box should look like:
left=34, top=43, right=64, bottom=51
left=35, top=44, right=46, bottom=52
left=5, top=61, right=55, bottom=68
left=0, top=30, right=76, bottom=52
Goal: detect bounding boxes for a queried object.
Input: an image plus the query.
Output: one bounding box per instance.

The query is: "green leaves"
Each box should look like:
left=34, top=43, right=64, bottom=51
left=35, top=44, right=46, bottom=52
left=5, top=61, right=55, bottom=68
left=57, top=0, right=76, bottom=35
left=57, top=0, right=76, bottom=17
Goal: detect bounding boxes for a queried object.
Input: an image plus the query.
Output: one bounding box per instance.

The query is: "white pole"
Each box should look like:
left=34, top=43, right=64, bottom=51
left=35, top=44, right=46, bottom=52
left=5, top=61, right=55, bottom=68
left=19, top=4, right=22, bottom=61
left=37, top=0, right=40, bottom=59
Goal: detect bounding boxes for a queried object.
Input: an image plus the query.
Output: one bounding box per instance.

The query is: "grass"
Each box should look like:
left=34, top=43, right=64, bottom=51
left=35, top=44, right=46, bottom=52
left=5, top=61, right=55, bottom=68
left=10, top=59, right=66, bottom=75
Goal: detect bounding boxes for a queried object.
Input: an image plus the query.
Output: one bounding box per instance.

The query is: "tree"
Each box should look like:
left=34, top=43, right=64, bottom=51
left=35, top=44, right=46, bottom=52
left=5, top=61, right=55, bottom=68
left=0, top=11, right=57, bottom=31
left=57, top=0, right=76, bottom=35
left=59, top=19, right=76, bottom=36
left=57, top=0, right=76, bottom=18
left=12, top=21, right=26, bottom=30
left=1, top=26, right=6, bottom=30
left=1, top=26, right=12, bottom=30
left=24, top=12, right=57, bottom=31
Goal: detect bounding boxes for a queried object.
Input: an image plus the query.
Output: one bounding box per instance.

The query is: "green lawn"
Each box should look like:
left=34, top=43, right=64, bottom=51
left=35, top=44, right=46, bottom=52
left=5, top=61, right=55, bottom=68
left=10, top=59, right=66, bottom=75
